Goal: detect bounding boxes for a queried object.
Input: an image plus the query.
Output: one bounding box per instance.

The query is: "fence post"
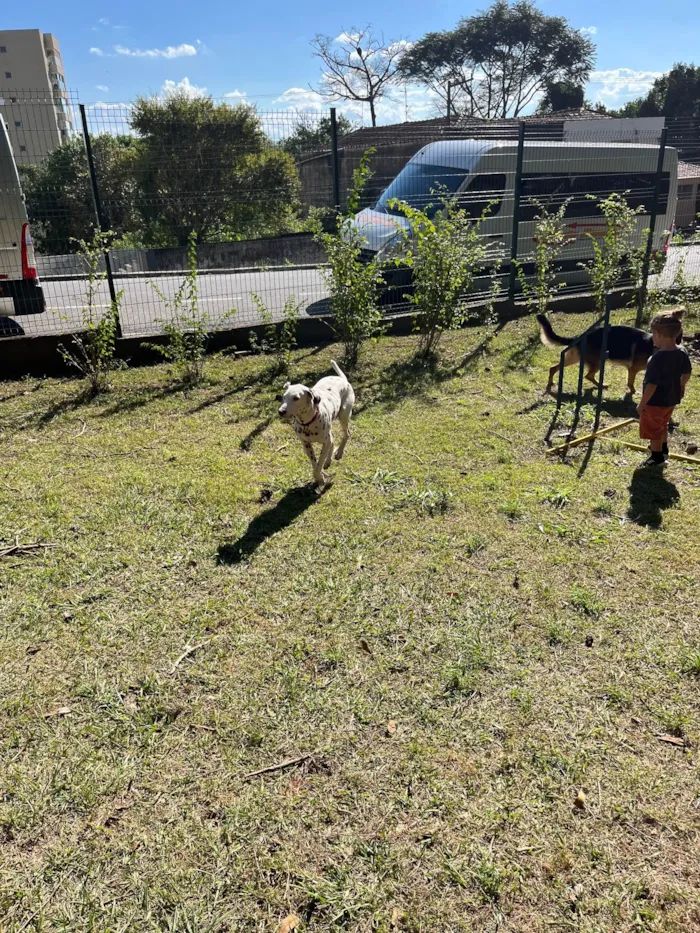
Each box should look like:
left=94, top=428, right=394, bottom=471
left=638, top=126, right=668, bottom=323
left=330, top=108, right=341, bottom=212
left=79, top=103, right=121, bottom=338
left=593, top=294, right=611, bottom=432
left=508, top=122, right=526, bottom=305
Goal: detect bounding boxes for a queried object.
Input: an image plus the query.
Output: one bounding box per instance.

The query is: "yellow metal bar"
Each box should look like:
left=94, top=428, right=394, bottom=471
left=613, top=439, right=700, bottom=464
left=546, top=418, right=636, bottom=454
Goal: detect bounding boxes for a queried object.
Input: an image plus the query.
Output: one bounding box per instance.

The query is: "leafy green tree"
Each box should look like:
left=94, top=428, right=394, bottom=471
left=615, top=63, right=700, bottom=119
left=536, top=80, right=586, bottom=113
left=282, top=114, right=355, bottom=159
left=130, top=93, right=302, bottom=246
left=398, top=0, right=595, bottom=118
left=20, top=135, right=140, bottom=253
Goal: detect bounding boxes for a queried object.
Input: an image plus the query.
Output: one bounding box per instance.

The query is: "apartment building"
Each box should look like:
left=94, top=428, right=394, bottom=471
left=0, top=29, right=74, bottom=165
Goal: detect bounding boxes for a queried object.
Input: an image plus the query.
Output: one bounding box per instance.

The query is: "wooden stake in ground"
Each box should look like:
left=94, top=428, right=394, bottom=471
left=547, top=418, right=636, bottom=454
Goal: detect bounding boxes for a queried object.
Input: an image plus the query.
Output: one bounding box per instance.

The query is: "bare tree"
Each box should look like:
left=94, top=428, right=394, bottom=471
left=311, top=26, right=407, bottom=127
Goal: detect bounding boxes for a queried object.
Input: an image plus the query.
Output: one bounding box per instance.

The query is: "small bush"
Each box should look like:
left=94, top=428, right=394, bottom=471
left=389, top=191, right=500, bottom=358
left=59, top=231, right=122, bottom=395
left=582, top=193, right=644, bottom=314
left=145, top=232, right=232, bottom=384
left=249, top=292, right=300, bottom=375
left=315, top=150, right=384, bottom=366
left=518, top=200, right=573, bottom=315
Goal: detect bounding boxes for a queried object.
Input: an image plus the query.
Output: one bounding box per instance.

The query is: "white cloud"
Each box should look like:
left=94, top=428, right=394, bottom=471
left=224, top=89, right=247, bottom=99
left=88, top=101, right=125, bottom=110
left=96, top=84, right=110, bottom=92
left=273, top=84, right=441, bottom=125
left=387, top=39, right=412, bottom=55
left=98, top=17, right=111, bottom=26
left=160, top=77, right=208, bottom=98
left=90, top=47, right=105, bottom=56
left=588, top=68, right=662, bottom=101
left=114, top=43, right=197, bottom=59
left=335, top=32, right=361, bottom=45
left=274, top=87, right=325, bottom=113
left=580, top=26, right=597, bottom=36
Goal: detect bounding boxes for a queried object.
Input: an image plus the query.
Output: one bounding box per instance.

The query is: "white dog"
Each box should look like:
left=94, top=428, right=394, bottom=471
left=278, top=360, right=355, bottom=486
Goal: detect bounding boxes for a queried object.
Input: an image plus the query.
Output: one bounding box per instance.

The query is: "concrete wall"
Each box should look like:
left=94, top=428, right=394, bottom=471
left=37, top=232, right=327, bottom=278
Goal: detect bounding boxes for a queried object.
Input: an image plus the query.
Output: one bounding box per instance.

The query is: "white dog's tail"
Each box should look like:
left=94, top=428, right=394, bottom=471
left=330, top=359, right=347, bottom=381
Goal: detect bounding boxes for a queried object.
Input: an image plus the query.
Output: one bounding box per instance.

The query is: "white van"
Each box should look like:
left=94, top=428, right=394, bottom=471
left=352, top=138, right=677, bottom=295
left=0, top=119, right=45, bottom=318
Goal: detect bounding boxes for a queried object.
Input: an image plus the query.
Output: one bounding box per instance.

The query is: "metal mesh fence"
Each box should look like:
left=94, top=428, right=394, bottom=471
left=1, top=94, right=700, bottom=342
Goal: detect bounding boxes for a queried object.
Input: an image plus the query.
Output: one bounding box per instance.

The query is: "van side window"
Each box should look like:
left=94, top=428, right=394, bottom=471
left=459, top=173, right=506, bottom=218
left=520, top=174, right=568, bottom=221
left=521, top=172, right=670, bottom=220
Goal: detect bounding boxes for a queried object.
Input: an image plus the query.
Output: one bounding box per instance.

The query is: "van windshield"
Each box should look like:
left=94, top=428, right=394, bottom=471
left=374, top=162, right=469, bottom=218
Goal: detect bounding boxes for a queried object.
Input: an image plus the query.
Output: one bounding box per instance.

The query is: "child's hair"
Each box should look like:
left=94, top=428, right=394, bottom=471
left=650, top=307, right=685, bottom=339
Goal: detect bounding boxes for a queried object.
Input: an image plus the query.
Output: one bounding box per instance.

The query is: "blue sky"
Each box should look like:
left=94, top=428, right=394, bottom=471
left=6, top=0, right=700, bottom=121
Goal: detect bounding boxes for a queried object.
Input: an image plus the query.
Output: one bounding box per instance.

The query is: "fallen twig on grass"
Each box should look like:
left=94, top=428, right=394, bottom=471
left=0, top=538, right=56, bottom=559
left=486, top=429, right=513, bottom=444
left=73, top=418, right=87, bottom=439
left=244, top=754, right=314, bottom=780
left=167, top=641, right=209, bottom=675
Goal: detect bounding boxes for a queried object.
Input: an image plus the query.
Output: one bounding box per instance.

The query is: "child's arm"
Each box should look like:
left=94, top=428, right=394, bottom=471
left=637, top=383, right=657, bottom=413
left=681, top=372, right=691, bottom=398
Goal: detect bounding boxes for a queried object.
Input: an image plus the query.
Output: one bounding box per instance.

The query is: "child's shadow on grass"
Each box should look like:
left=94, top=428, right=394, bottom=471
left=217, top=485, right=324, bottom=565
left=628, top=467, right=680, bottom=528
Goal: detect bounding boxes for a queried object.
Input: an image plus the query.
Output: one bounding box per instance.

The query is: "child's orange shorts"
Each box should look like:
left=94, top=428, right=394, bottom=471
left=639, top=405, right=674, bottom=441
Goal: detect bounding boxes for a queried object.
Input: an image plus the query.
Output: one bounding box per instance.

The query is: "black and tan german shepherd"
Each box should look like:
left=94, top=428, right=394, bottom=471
left=536, top=310, right=684, bottom=395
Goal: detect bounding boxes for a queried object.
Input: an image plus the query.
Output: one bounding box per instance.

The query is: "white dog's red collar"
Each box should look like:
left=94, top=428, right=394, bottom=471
left=297, top=408, right=319, bottom=427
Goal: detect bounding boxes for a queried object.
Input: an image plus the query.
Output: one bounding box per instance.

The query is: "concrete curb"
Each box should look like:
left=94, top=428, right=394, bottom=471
left=40, top=263, right=328, bottom=284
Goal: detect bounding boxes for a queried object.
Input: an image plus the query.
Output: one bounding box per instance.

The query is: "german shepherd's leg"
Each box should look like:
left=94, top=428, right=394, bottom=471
left=585, top=362, right=600, bottom=387
left=626, top=362, right=646, bottom=395
left=546, top=347, right=579, bottom=393
left=584, top=362, right=609, bottom=390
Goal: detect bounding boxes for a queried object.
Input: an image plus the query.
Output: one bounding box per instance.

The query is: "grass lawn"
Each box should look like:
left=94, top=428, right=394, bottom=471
left=1, top=309, right=700, bottom=932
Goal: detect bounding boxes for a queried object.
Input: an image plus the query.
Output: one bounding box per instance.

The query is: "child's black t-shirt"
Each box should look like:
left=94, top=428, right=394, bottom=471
left=643, top=347, right=692, bottom=407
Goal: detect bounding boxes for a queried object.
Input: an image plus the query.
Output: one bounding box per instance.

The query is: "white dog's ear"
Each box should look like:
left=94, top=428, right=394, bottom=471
left=312, top=389, right=321, bottom=405
left=283, top=381, right=291, bottom=389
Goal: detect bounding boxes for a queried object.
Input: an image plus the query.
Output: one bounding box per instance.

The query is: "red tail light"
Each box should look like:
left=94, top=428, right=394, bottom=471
left=21, top=222, right=38, bottom=280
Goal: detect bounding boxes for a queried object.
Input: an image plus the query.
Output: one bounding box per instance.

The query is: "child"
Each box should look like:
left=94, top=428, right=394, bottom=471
left=637, top=311, right=692, bottom=466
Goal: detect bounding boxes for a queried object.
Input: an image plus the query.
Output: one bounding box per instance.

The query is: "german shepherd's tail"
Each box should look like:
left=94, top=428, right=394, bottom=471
left=536, top=313, right=573, bottom=349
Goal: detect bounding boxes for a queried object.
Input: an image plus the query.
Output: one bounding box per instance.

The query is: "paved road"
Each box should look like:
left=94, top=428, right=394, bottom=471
left=2, top=244, right=699, bottom=340
left=2, top=266, right=330, bottom=340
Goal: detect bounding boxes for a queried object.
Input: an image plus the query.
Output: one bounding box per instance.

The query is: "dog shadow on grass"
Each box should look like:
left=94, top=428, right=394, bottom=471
left=628, top=467, right=680, bottom=529
left=217, top=485, right=324, bottom=565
